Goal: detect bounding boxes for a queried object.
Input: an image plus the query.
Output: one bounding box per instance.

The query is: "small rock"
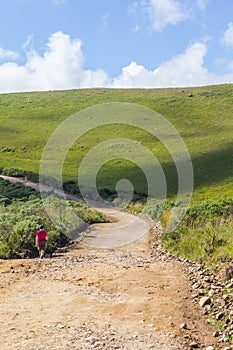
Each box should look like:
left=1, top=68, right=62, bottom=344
left=213, top=331, right=219, bottom=337
left=203, top=275, right=212, bottom=282
left=57, top=323, right=65, bottom=329
left=216, top=312, right=225, bottom=320
left=204, top=304, right=211, bottom=312
left=198, top=289, right=204, bottom=296
left=225, top=265, right=233, bottom=281
left=179, top=323, right=187, bottom=329
left=211, top=284, right=220, bottom=290
left=226, top=281, right=233, bottom=289
left=192, top=293, right=199, bottom=299
left=199, top=296, right=211, bottom=307
left=205, top=347, right=215, bottom=350
left=218, top=335, right=228, bottom=342
left=189, top=341, right=199, bottom=348
left=208, top=290, right=215, bottom=297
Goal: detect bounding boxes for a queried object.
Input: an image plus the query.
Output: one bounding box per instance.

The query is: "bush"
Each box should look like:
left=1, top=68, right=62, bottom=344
left=43, top=197, right=108, bottom=240
left=0, top=201, right=67, bottom=258
left=161, top=199, right=233, bottom=263
left=63, top=181, right=80, bottom=195
left=2, top=168, right=26, bottom=177
left=10, top=216, right=41, bottom=257
left=0, top=185, right=109, bottom=258
left=2, top=147, right=15, bottom=153
left=1, top=167, right=58, bottom=187
left=143, top=199, right=175, bottom=220
left=98, top=188, right=117, bottom=201
left=0, top=178, right=38, bottom=201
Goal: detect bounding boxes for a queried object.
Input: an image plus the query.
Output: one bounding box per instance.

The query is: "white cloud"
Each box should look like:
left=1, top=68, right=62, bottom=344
left=142, top=0, right=191, bottom=32
left=0, top=32, right=110, bottom=93
left=21, top=34, right=34, bottom=50
left=0, top=31, right=232, bottom=93
left=112, top=42, right=233, bottom=88
left=0, top=48, right=19, bottom=61
left=112, top=43, right=215, bottom=88
left=101, top=13, right=110, bottom=30
left=222, top=22, right=233, bottom=47
left=197, top=0, right=208, bottom=11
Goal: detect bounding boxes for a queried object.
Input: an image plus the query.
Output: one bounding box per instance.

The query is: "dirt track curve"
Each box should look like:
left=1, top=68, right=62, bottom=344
left=0, top=176, right=215, bottom=349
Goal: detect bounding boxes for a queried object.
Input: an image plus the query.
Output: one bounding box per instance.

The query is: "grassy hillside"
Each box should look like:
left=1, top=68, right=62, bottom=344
left=0, top=85, right=232, bottom=202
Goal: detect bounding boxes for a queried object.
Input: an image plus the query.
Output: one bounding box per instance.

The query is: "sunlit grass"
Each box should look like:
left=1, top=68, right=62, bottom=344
left=0, top=85, right=232, bottom=202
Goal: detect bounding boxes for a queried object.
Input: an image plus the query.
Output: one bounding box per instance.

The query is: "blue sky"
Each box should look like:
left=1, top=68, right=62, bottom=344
left=0, top=0, right=233, bottom=92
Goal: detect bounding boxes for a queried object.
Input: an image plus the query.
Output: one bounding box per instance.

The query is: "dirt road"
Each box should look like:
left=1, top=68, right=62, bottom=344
left=0, top=176, right=214, bottom=349
left=0, top=235, right=214, bottom=350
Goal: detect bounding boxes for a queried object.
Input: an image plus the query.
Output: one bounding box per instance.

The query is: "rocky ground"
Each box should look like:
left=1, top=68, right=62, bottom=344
left=0, top=218, right=218, bottom=350
left=153, top=224, right=233, bottom=350
left=0, top=175, right=230, bottom=349
left=186, top=261, right=233, bottom=349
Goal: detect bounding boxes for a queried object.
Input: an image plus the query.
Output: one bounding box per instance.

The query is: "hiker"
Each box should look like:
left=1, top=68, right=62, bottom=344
left=35, top=224, right=48, bottom=259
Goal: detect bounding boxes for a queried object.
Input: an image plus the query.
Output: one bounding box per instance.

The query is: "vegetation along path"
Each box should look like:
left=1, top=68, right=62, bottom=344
left=0, top=176, right=215, bottom=349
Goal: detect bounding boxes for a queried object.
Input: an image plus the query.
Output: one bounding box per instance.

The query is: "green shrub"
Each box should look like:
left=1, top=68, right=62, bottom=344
left=2, top=148, right=15, bottom=153
left=0, top=178, right=38, bottom=201
left=0, top=197, right=11, bottom=205
left=2, top=168, right=26, bottom=177
left=0, top=241, right=11, bottom=258
left=63, top=180, right=80, bottom=195
left=161, top=199, right=233, bottom=263
left=0, top=194, right=108, bottom=259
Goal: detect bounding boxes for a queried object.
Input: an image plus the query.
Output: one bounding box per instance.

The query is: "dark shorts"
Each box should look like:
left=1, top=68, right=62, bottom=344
left=38, top=240, right=46, bottom=250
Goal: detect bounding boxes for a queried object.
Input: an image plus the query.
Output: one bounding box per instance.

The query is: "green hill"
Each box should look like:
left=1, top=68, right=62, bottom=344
left=0, top=84, right=232, bottom=202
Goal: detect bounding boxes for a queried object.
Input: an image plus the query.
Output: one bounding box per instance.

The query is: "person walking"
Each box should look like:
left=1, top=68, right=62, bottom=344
left=35, top=224, right=48, bottom=259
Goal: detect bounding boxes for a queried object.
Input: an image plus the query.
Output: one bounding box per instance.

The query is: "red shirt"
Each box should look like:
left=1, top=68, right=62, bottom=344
left=36, top=229, right=47, bottom=242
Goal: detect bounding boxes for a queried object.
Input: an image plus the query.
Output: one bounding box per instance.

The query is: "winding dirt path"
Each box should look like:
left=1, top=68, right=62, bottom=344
left=0, top=176, right=215, bottom=349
